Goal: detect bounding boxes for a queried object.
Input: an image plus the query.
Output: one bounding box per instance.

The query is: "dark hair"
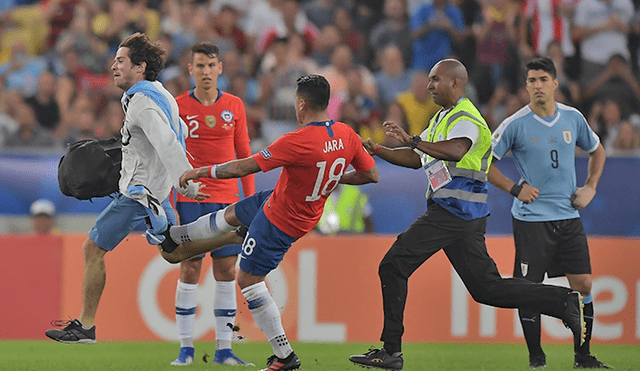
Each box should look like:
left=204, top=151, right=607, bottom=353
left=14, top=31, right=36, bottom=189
left=525, top=56, right=557, bottom=79
left=119, top=32, right=166, bottom=81
left=296, top=74, right=330, bottom=111
left=190, top=42, right=220, bottom=61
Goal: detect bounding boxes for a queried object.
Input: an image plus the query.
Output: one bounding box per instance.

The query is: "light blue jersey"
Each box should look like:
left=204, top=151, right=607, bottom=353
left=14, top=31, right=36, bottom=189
left=492, top=103, right=600, bottom=222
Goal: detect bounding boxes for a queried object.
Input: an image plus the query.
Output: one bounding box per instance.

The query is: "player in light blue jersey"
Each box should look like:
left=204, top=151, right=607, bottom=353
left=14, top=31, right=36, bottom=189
left=489, top=57, right=608, bottom=369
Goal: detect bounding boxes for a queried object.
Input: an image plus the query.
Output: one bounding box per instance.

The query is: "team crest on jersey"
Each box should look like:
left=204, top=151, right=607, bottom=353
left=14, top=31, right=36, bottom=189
left=205, top=115, right=216, bottom=128
left=221, top=110, right=234, bottom=123
left=521, top=261, right=528, bottom=277
left=260, top=148, right=272, bottom=159
left=563, top=130, right=572, bottom=144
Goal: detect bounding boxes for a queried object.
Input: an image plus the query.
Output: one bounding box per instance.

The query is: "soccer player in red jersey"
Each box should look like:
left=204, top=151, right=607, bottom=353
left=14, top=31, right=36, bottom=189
left=158, top=74, right=379, bottom=371
left=170, top=43, right=255, bottom=366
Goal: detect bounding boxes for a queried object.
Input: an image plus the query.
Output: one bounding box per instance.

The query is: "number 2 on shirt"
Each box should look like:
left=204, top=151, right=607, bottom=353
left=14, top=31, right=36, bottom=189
left=306, top=158, right=347, bottom=202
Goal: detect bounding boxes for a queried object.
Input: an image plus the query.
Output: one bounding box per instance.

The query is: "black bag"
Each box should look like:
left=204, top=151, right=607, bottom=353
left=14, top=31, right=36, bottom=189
left=58, top=137, right=122, bottom=200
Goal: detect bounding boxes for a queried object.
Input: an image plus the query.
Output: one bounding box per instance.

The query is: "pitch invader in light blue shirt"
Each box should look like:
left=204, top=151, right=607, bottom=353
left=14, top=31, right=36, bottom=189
left=489, top=57, right=609, bottom=369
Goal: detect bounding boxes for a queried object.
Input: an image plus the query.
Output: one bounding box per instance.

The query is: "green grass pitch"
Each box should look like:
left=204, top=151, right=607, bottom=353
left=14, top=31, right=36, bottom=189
left=0, top=341, right=638, bottom=370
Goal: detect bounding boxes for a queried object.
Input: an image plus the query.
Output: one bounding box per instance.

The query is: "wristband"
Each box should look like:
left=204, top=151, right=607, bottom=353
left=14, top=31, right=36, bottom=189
left=209, top=165, right=218, bottom=179
left=410, top=135, right=421, bottom=149
left=373, top=143, right=381, bottom=155
left=510, top=183, right=523, bottom=197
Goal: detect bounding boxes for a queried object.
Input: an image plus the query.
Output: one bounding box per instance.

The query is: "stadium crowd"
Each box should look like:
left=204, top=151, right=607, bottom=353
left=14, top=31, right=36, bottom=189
left=1, top=0, right=640, bottom=156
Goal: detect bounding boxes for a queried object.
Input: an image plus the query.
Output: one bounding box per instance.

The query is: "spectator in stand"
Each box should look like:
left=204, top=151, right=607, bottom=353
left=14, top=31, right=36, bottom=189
left=0, top=40, right=47, bottom=97
left=410, top=0, right=465, bottom=72
left=91, top=0, right=161, bottom=53
left=470, top=0, right=519, bottom=105
left=320, top=44, right=377, bottom=105
left=30, top=198, right=57, bottom=235
left=55, top=3, right=107, bottom=74
left=582, top=54, right=640, bottom=120
left=545, top=40, right=581, bottom=106
left=588, top=99, right=640, bottom=155
left=309, top=24, right=342, bottom=67
left=332, top=6, right=368, bottom=64
left=572, top=0, right=634, bottom=86
left=369, top=0, right=413, bottom=69
left=0, top=87, right=20, bottom=149
left=519, top=0, right=576, bottom=61
left=257, top=0, right=318, bottom=57
left=243, top=0, right=282, bottom=56
left=395, top=70, right=440, bottom=135
left=24, top=71, right=61, bottom=133
left=257, top=37, right=308, bottom=145
left=96, top=96, right=124, bottom=139
left=302, top=0, right=339, bottom=30
left=3, top=100, right=60, bottom=150
left=59, top=93, right=98, bottom=145
left=213, top=4, right=248, bottom=53
left=0, top=2, right=49, bottom=65
left=374, top=44, right=413, bottom=108
left=339, top=69, right=383, bottom=142
left=42, top=0, right=99, bottom=50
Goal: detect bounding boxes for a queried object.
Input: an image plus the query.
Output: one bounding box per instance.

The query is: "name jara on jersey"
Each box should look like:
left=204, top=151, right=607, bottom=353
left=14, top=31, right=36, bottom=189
left=323, top=139, right=344, bottom=153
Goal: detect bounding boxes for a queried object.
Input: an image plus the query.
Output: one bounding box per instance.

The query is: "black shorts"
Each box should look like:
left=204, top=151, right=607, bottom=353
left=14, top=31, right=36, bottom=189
left=512, top=217, right=592, bottom=282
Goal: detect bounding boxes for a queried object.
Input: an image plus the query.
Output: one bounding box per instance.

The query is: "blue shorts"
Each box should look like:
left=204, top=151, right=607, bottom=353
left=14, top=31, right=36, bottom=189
left=176, top=202, right=240, bottom=258
left=234, top=190, right=297, bottom=276
left=89, top=193, right=177, bottom=251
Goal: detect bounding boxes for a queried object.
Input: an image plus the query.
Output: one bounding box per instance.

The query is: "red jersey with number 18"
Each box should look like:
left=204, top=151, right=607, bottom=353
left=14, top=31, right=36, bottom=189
left=252, top=120, right=375, bottom=238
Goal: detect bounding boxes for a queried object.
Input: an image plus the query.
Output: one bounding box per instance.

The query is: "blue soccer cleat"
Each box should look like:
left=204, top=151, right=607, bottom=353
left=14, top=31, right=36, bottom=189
left=171, top=346, right=194, bottom=366
left=213, top=348, right=254, bottom=366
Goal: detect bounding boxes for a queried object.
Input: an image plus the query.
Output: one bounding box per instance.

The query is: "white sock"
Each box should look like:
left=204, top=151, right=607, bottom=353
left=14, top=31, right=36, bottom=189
left=175, top=280, right=198, bottom=348
left=170, top=209, right=233, bottom=243
left=214, top=280, right=237, bottom=350
left=241, top=282, right=292, bottom=359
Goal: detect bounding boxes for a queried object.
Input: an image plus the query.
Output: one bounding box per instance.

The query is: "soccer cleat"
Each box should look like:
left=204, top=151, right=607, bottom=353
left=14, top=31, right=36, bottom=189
left=212, top=348, right=254, bottom=366
left=235, top=225, right=248, bottom=239
left=260, top=352, right=301, bottom=371
left=159, top=224, right=179, bottom=253
left=574, top=354, right=612, bottom=369
left=529, top=354, right=547, bottom=369
left=563, top=291, right=586, bottom=349
left=349, top=348, right=404, bottom=370
left=171, top=346, right=194, bottom=366
left=45, top=319, right=96, bottom=344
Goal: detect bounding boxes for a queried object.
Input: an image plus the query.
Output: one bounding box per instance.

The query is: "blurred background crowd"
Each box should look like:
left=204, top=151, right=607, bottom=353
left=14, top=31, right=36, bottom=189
left=1, top=0, right=640, bottom=157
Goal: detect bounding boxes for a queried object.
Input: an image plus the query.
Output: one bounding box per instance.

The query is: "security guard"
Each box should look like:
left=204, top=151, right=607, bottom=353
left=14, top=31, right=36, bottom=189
left=349, top=59, right=587, bottom=370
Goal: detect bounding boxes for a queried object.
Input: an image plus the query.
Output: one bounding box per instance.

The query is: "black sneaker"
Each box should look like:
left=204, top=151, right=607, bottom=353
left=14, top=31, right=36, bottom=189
left=349, top=348, right=403, bottom=370
left=574, top=354, right=612, bottom=369
left=45, top=319, right=96, bottom=344
left=159, top=224, right=179, bottom=253
left=529, top=354, right=547, bottom=369
left=563, top=291, right=586, bottom=349
left=260, top=352, right=301, bottom=371
left=235, top=225, right=248, bottom=239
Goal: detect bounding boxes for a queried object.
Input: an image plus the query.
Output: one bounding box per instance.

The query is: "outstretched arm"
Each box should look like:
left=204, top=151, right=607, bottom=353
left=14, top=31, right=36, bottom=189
left=179, top=157, right=261, bottom=188
left=340, top=164, right=380, bottom=185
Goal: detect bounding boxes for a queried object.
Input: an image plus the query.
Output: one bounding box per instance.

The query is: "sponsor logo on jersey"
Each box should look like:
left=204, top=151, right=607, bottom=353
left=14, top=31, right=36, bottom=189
left=206, top=115, right=216, bottom=128
left=260, top=148, right=272, bottom=159
left=563, top=130, right=572, bottom=144
left=186, top=115, right=198, bottom=120
left=221, top=110, right=234, bottom=123
left=549, top=135, right=557, bottom=144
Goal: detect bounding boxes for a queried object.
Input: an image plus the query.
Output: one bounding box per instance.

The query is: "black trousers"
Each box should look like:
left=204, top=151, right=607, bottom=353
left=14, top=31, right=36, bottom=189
left=379, top=202, right=571, bottom=353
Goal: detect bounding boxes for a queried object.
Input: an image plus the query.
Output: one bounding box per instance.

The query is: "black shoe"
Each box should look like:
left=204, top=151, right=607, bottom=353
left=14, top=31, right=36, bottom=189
left=235, top=224, right=248, bottom=239
left=563, top=291, right=586, bottom=349
left=349, top=348, right=403, bottom=370
left=45, top=319, right=96, bottom=344
left=574, top=354, right=612, bottom=369
left=530, top=354, right=546, bottom=369
left=260, top=352, right=301, bottom=371
left=159, top=224, right=179, bottom=253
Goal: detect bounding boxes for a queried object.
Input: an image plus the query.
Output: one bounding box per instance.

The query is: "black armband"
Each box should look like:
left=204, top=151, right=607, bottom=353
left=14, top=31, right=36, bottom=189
left=410, top=135, right=421, bottom=149
left=510, top=184, right=523, bottom=197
